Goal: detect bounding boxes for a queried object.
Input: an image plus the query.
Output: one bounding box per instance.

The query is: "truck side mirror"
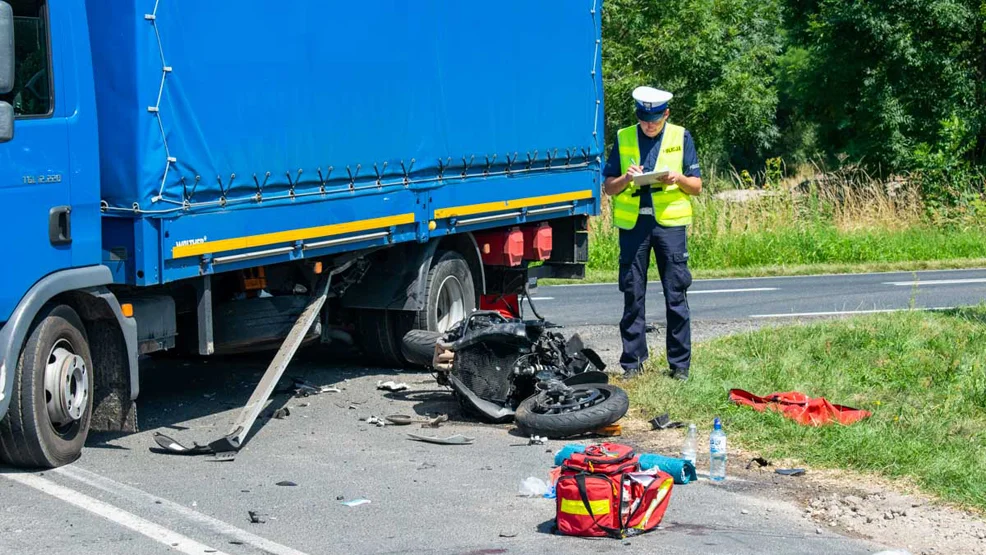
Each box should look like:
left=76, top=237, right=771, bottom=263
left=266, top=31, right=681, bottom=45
left=0, top=1, right=13, bottom=95
left=0, top=1, right=13, bottom=143
left=0, top=101, right=12, bottom=142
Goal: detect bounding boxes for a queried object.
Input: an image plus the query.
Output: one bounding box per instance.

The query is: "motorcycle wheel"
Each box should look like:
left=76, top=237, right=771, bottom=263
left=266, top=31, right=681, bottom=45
left=514, top=384, right=629, bottom=438
left=400, top=329, right=443, bottom=368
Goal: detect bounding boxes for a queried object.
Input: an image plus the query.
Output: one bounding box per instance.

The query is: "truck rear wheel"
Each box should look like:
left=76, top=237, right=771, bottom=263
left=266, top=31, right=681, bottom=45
left=358, top=250, right=476, bottom=367
left=0, top=305, right=94, bottom=468
left=414, top=250, right=476, bottom=333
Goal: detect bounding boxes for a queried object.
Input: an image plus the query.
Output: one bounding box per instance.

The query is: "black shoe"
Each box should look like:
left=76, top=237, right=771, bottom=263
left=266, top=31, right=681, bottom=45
left=622, top=366, right=644, bottom=379
left=668, top=368, right=689, bottom=381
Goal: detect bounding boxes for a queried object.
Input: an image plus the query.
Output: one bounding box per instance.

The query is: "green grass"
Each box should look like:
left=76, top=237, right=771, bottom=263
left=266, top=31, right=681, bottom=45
left=625, top=307, right=986, bottom=510
left=587, top=223, right=986, bottom=274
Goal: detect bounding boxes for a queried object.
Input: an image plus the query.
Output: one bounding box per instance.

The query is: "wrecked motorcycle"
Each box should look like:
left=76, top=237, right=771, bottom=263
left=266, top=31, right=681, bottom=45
left=403, top=311, right=629, bottom=438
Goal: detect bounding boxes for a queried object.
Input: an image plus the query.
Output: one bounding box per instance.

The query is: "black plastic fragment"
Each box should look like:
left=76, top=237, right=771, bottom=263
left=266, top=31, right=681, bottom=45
left=649, top=413, right=684, bottom=430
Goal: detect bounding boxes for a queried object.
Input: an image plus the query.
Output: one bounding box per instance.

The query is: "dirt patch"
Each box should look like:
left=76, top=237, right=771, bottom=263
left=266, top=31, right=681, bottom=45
left=626, top=424, right=986, bottom=555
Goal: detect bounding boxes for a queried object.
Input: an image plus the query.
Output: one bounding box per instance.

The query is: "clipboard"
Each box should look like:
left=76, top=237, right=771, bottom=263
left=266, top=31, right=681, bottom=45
left=632, top=170, right=670, bottom=186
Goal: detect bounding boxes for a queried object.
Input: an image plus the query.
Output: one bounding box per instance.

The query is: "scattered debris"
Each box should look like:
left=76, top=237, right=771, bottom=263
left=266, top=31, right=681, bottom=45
left=272, top=408, right=291, bottom=419
left=385, top=414, right=448, bottom=427
left=291, top=377, right=341, bottom=397
left=421, top=414, right=448, bottom=428
left=275, top=481, right=297, bottom=487
left=529, top=435, right=547, bottom=445
left=336, top=495, right=344, bottom=501
left=229, top=541, right=245, bottom=546
left=385, top=415, right=416, bottom=426
left=592, top=423, right=623, bottom=437
left=417, top=462, right=436, bottom=471
left=649, top=413, right=684, bottom=430
left=296, top=402, right=310, bottom=408
left=362, top=416, right=386, bottom=427
left=248, top=510, right=267, bottom=524
left=746, top=456, right=770, bottom=470
left=499, top=531, right=519, bottom=538
left=518, top=477, right=549, bottom=497
left=775, top=468, right=806, bottom=477
left=151, top=432, right=236, bottom=462
left=376, top=380, right=409, bottom=392
left=341, top=499, right=371, bottom=507
left=741, top=510, right=750, bottom=515
left=406, top=433, right=475, bottom=445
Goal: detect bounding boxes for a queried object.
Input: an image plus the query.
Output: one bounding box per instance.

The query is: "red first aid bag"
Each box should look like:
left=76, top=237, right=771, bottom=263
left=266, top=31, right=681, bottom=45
left=556, top=443, right=674, bottom=538
left=561, top=442, right=638, bottom=475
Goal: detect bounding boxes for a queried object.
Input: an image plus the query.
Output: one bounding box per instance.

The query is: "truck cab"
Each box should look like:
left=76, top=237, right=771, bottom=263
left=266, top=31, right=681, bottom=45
left=0, top=0, right=101, bottom=323
left=0, top=0, right=134, bottom=468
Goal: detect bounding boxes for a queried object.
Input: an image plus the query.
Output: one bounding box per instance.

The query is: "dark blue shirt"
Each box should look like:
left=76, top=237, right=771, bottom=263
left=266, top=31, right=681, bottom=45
left=603, top=125, right=701, bottom=209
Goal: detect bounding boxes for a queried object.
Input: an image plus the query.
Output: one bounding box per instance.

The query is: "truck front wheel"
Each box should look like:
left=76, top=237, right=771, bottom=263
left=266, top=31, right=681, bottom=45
left=0, top=304, right=94, bottom=468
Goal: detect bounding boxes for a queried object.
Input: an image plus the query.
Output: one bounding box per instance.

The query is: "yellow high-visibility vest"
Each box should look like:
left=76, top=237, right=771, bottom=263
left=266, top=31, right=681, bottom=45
left=612, top=123, right=693, bottom=229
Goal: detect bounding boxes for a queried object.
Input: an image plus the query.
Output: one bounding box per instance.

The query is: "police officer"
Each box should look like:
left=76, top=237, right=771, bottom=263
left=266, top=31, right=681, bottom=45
left=602, top=87, right=702, bottom=380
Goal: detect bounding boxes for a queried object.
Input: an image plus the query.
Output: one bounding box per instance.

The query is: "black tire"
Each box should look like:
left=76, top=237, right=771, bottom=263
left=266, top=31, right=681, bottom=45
left=0, top=305, right=94, bottom=468
left=358, top=250, right=475, bottom=368
left=356, top=309, right=410, bottom=368
left=514, top=384, right=629, bottom=439
left=412, top=250, right=477, bottom=332
left=400, top=329, right=442, bottom=368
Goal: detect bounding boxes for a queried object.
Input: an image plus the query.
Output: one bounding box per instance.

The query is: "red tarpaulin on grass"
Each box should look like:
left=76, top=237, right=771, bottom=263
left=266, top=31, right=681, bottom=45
left=728, top=389, right=872, bottom=426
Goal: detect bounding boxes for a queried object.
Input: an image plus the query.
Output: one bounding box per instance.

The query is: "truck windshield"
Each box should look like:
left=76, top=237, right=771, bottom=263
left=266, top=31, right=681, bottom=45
left=0, top=0, right=50, bottom=117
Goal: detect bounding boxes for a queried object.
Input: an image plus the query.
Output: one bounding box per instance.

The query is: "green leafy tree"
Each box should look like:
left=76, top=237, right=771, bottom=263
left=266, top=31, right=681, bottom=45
left=780, top=0, right=983, bottom=172
left=602, top=0, right=785, bottom=171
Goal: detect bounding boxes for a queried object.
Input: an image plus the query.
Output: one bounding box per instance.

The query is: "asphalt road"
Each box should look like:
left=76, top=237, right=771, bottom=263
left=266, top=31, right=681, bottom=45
left=535, top=268, right=986, bottom=326
left=3, top=268, right=984, bottom=555
left=0, top=357, right=883, bottom=555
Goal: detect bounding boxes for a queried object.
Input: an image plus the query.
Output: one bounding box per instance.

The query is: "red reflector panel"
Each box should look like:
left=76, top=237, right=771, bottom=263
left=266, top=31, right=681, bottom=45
left=477, top=228, right=524, bottom=267
left=523, top=223, right=553, bottom=261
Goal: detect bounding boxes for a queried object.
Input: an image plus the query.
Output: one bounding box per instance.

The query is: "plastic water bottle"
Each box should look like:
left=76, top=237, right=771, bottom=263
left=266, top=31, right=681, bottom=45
left=680, top=424, right=697, bottom=466
left=709, top=417, right=727, bottom=481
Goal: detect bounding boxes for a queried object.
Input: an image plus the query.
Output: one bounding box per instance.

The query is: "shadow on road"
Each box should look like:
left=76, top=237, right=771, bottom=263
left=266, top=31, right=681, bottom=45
left=86, top=345, right=417, bottom=448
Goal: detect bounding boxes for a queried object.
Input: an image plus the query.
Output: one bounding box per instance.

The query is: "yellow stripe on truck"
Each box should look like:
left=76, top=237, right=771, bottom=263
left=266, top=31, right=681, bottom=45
left=560, top=498, right=611, bottom=516
left=433, top=190, right=594, bottom=219
left=171, top=213, right=416, bottom=259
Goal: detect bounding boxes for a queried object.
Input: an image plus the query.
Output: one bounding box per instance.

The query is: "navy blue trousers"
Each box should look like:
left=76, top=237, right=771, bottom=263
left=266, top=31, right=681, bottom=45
left=618, top=216, right=692, bottom=372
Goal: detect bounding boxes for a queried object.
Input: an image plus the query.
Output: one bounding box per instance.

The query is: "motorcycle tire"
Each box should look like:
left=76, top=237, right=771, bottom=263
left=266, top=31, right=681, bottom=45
left=514, top=384, right=629, bottom=439
left=401, top=329, right=442, bottom=368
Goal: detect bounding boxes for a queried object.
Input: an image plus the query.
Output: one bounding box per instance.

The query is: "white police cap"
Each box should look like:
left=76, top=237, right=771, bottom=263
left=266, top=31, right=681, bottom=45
left=633, top=86, right=673, bottom=118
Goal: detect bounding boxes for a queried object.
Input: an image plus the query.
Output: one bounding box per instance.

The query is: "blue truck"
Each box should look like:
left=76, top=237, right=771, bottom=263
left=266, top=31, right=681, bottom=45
left=0, top=0, right=602, bottom=468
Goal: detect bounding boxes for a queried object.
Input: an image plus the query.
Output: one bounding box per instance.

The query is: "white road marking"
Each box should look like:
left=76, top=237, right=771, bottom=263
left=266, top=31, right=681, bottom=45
left=750, top=307, right=956, bottom=319
left=688, top=287, right=778, bottom=295
left=884, top=278, right=986, bottom=286
left=528, top=296, right=555, bottom=301
left=56, top=465, right=311, bottom=555
left=544, top=267, right=986, bottom=287
left=3, top=472, right=229, bottom=555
